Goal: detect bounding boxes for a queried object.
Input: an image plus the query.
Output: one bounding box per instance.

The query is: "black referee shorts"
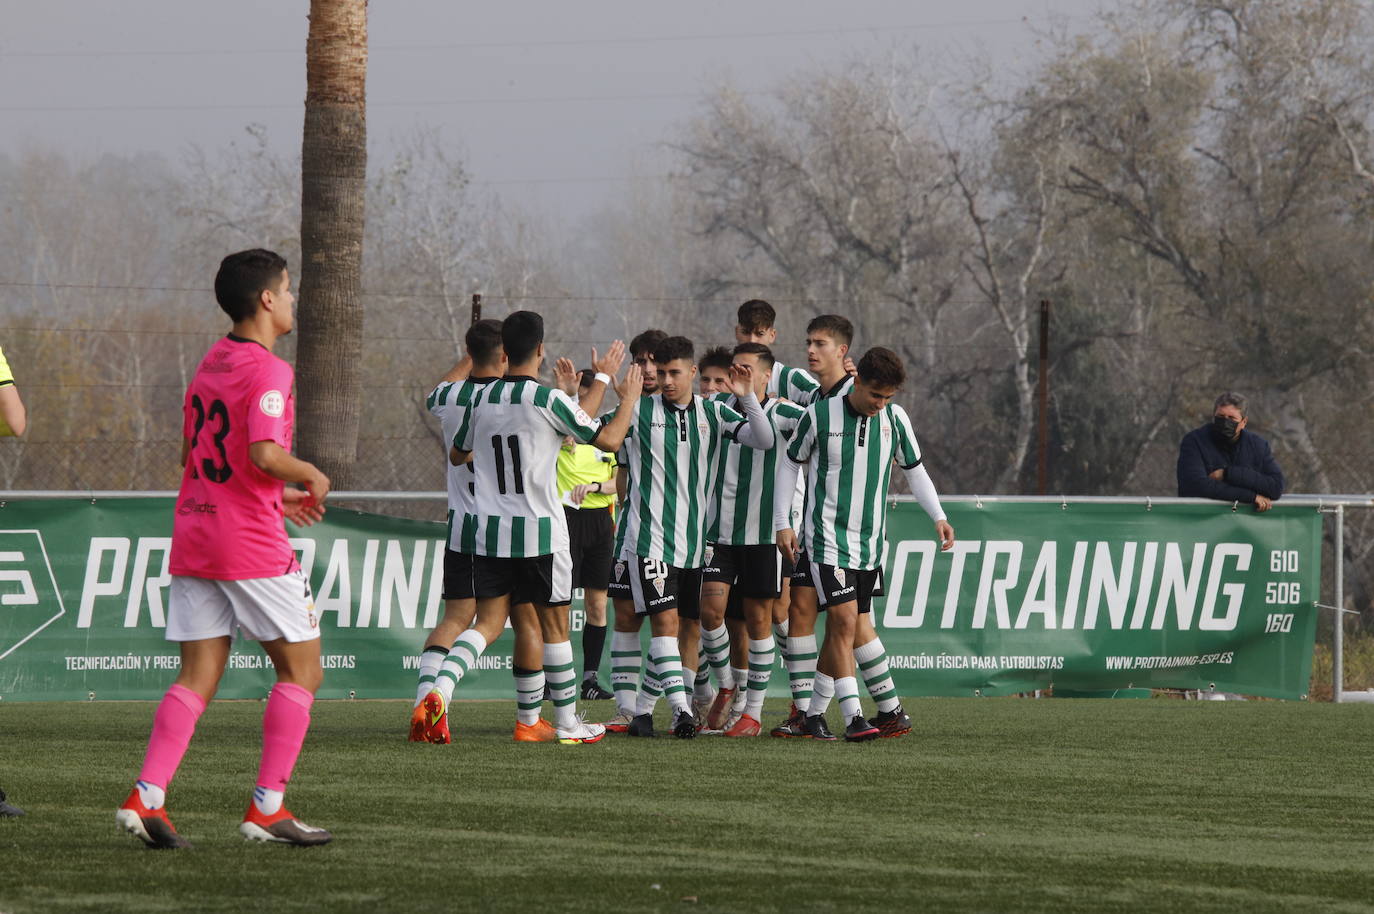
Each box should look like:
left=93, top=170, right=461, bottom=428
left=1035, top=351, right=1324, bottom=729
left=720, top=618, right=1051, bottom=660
left=564, top=505, right=614, bottom=591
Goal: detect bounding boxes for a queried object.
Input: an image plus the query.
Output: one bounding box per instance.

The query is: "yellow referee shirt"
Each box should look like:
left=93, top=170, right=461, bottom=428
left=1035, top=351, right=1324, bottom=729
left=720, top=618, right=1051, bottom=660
left=556, top=443, right=617, bottom=510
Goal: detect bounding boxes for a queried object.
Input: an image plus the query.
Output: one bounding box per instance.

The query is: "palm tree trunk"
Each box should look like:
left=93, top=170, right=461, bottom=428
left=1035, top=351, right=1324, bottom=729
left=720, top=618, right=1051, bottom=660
left=296, top=0, right=367, bottom=486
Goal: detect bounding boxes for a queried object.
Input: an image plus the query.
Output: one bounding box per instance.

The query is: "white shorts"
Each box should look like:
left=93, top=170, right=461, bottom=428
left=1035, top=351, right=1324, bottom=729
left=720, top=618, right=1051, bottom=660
left=166, top=570, right=320, bottom=643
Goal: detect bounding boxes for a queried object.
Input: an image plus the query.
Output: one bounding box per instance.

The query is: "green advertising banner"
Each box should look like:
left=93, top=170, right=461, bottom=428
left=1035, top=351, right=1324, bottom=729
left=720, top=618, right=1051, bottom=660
left=0, top=497, right=1321, bottom=702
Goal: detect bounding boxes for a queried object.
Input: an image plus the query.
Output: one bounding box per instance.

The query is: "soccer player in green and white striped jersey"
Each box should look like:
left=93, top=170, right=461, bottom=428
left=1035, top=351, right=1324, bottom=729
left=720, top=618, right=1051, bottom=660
left=698, top=342, right=807, bottom=737
left=442, top=311, right=641, bottom=745
left=775, top=347, right=955, bottom=741
left=409, top=319, right=506, bottom=743
left=686, top=347, right=736, bottom=720
left=605, top=329, right=666, bottom=732
left=735, top=299, right=822, bottom=405
left=769, top=313, right=852, bottom=736
left=604, top=335, right=775, bottom=739
left=772, top=313, right=907, bottom=738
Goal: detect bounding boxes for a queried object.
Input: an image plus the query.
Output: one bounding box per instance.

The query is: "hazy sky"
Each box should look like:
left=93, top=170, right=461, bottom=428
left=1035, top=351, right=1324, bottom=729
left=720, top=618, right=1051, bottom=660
left=1, top=0, right=1103, bottom=224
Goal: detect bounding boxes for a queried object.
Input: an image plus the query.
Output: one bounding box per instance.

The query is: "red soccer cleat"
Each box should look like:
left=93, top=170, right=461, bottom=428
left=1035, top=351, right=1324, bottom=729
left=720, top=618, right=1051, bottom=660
left=116, top=788, right=192, bottom=850
left=724, top=713, right=762, bottom=738
left=240, top=804, right=333, bottom=846
left=419, top=690, right=450, bottom=744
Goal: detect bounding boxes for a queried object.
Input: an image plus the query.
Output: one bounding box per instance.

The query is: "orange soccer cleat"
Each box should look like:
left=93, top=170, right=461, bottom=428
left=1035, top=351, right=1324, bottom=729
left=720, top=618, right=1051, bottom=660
left=514, top=718, right=557, bottom=742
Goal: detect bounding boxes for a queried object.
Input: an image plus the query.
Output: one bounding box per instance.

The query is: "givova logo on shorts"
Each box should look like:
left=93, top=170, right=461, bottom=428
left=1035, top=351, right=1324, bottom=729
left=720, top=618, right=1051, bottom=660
left=0, top=530, right=67, bottom=661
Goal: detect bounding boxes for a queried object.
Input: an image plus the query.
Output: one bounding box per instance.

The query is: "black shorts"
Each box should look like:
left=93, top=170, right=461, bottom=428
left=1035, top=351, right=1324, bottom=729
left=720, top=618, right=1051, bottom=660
left=792, top=550, right=881, bottom=596
left=565, top=506, right=614, bottom=590
left=472, top=553, right=573, bottom=607
left=725, top=586, right=745, bottom=622
left=442, top=548, right=475, bottom=601
left=609, top=555, right=702, bottom=619
left=808, top=562, right=882, bottom=614
left=703, top=543, right=785, bottom=600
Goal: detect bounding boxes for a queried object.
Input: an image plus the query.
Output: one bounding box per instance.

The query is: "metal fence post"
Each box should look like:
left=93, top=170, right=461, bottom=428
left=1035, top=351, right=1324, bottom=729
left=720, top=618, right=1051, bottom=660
left=1334, top=503, right=1344, bottom=703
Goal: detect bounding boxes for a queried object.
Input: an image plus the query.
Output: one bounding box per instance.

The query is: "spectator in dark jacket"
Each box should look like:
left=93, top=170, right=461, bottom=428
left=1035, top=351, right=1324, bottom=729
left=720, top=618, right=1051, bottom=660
left=1177, top=392, right=1284, bottom=512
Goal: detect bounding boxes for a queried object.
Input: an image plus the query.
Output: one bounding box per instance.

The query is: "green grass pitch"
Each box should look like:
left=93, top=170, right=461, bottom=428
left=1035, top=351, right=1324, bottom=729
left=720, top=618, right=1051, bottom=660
left=1, top=698, right=1371, bottom=913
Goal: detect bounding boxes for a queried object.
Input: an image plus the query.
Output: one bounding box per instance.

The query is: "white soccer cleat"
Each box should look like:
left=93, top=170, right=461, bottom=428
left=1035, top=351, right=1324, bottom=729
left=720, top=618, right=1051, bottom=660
left=556, top=713, right=606, bottom=744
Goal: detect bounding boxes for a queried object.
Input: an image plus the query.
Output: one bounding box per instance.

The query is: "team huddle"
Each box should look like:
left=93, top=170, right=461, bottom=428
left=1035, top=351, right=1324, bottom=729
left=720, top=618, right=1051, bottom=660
left=113, top=251, right=952, bottom=851
left=410, top=300, right=955, bottom=745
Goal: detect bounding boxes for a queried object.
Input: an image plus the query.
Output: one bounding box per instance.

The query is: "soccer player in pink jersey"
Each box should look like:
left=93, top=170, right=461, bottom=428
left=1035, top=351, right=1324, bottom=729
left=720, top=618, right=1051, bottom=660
left=116, top=249, right=333, bottom=849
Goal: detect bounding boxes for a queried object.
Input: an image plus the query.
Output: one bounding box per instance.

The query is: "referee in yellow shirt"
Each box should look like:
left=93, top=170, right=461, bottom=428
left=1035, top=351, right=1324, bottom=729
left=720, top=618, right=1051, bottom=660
left=558, top=369, right=619, bottom=700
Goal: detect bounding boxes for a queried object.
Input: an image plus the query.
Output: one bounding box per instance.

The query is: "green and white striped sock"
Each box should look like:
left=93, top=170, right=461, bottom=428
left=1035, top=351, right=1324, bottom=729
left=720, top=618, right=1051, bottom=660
left=809, top=671, right=835, bottom=717
left=415, top=645, right=448, bottom=706
left=702, top=625, right=733, bottom=689
left=611, top=631, right=641, bottom=717
left=856, top=636, right=900, bottom=713
left=434, top=630, right=487, bottom=704
left=635, top=652, right=662, bottom=716
left=513, top=667, right=545, bottom=726
left=787, top=633, right=817, bottom=713
left=651, top=636, right=690, bottom=713
left=836, top=675, right=862, bottom=720
left=745, top=636, right=775, bottom=718
left=543, top=640, right=578, bottom=729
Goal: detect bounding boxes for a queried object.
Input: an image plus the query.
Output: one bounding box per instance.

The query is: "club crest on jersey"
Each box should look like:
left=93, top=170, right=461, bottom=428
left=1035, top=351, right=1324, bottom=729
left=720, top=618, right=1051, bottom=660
left=881, top=424, right=892, bottom=439
left=698, top=420, right=709, bottom=435
left=833, top=567, right=846, bottom=587
left=259, top=389, right=285, bottom=418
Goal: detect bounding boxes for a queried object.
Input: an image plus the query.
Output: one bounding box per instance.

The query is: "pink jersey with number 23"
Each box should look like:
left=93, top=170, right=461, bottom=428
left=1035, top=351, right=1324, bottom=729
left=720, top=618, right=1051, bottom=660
left=169, top=334, right=299, bottom=580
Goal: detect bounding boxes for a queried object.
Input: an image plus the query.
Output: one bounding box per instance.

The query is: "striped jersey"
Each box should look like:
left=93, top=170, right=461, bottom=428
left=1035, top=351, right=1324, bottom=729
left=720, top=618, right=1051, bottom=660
left=795, top=373, right=853, bottom=540
left=769, top=361, right=821, bottom=406
left=427, top=376, right=499, bottom=552
left=787, top=395, right=923, bottom=571
left=610, top=394, right=749, bottom=568
left=455, top=376, right=603, bottom=558
left=708, top=394, right=806, bottom=546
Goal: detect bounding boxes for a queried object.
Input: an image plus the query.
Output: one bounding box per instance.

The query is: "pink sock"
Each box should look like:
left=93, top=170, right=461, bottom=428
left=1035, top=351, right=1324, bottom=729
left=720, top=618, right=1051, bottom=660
left=256, top=682, right=314, bottom=792
left=137, top=683, right=207, bottom=789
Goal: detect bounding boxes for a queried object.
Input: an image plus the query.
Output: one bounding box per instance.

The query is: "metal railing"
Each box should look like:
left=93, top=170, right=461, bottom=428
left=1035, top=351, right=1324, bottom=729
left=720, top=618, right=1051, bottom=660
left=7, top=490, right=1371, bottom=701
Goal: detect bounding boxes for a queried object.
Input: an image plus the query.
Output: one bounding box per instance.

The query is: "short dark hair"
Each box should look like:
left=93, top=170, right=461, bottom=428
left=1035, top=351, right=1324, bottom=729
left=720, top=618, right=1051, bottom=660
left=653, top=335, right=694, bottom=365
left=214, top=249, right=287, bottom=322
left=856, top=347, right=905, bottom=389
left=1214, top=392, right=1247, bottom=418
left=737, top=299, right=776, bottom=333
left=465, top=319, right=504, bottom=364
left=699, top=346, right=733, bottom=374
left=807, top=314, right=854, bottom=346
left=501, top=310, right=544, bottom=364
left=732, top=342, right=775, bottom=372
left=630, top=329, right=668, bottom=359
left=578, top=368, right=597, bottom=389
